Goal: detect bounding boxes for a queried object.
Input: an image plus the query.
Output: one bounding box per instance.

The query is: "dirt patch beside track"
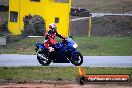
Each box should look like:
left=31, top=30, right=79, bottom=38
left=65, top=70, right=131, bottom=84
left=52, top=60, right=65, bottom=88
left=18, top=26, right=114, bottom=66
left=0, top=79, right=132, bottom=88
left=70, top=16, right=132, bottom=36
left=1, top=83, right=132, bottom=88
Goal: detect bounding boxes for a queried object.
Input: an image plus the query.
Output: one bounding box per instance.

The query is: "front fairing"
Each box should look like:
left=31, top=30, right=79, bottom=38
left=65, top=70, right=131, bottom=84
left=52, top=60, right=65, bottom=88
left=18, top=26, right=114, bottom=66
left=67, top=37, right=77, bottom=48
left=53, top=38, right=77, bottom=54
left=64, top=38, right=78, bottom=53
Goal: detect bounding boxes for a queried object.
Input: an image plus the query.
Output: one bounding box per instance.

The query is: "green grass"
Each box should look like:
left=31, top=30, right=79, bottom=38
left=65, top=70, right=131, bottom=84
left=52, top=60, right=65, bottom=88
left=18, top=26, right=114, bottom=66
left=0, top=37, right=43, bottom=54
left=75, top=36, right=132, bottom=56
left=0, top=67, right=77, bottom=81
left=0, top=36, right=132, bottom=55
left=0, top=67, right=132, bottom=82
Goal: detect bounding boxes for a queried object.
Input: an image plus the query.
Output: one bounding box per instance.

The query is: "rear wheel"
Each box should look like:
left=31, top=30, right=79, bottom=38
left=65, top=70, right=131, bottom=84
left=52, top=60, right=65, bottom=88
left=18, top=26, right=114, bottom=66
left=71, top=52, right=83, bottom=66
left=37, top=52, right=51, bottom=66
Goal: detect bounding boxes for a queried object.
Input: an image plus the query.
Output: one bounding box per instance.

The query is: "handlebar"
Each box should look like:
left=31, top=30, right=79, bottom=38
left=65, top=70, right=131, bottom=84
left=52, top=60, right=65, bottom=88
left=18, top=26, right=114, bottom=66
left=62, top=39, right=68, bottom=45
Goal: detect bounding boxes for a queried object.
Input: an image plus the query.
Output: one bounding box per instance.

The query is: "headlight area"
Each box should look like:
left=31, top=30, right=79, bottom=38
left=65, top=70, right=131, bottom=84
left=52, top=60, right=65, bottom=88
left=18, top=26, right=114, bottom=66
left=73, top=44, right=78, bottom=48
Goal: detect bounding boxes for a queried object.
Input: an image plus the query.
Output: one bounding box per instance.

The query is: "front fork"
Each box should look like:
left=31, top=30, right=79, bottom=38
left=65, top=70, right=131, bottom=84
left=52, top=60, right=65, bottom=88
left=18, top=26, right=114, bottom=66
left=67, top=48, right=79, bottom=58
left=71, top=49, right=80, bottom=58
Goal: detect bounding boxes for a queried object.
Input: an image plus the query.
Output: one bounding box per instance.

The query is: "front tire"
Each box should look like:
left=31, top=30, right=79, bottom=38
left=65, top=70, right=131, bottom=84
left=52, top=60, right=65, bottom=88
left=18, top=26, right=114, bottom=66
left=71, top=52, right=83, bottom=66
left=37, top=53, right=51, bottom=66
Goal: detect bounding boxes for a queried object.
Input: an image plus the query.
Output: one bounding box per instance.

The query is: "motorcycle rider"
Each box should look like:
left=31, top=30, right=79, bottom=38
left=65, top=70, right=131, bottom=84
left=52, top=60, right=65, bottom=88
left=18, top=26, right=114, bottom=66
left=44, top=23, right=65, bottom=52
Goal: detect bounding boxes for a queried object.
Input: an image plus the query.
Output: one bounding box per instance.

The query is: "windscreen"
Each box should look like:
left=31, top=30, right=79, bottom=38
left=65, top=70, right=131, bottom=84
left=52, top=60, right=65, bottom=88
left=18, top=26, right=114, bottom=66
left=67, top=37, right=76, bottom=45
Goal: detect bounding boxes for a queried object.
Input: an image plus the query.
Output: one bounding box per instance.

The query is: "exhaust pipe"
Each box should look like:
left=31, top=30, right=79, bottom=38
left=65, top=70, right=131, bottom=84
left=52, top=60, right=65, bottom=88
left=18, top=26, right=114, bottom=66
left=37, top=54, right=48, bottom=61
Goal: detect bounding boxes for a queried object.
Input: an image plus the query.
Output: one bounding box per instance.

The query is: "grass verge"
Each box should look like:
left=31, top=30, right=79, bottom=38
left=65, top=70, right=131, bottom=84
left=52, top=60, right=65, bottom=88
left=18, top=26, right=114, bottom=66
left=0, top=36, right=132, bottom=55
left=76, top=36, right=132, bottom=56
left=0, top=67, right=132, bottom=83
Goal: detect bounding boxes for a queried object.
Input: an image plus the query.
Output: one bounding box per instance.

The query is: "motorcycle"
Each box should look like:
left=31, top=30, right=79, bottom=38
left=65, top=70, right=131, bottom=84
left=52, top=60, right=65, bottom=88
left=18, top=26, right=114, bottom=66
left=35, top=36, right=83, bottom=66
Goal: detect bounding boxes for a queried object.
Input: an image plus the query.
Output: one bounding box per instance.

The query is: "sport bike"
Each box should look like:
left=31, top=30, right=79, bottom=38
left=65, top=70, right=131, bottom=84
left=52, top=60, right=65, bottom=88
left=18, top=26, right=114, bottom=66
left=35, top=36, right=83, bottom=66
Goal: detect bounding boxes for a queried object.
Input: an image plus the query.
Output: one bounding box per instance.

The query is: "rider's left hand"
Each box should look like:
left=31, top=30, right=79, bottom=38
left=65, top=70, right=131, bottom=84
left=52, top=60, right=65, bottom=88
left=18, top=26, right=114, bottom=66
left=62, top=36, right=66, bottom=40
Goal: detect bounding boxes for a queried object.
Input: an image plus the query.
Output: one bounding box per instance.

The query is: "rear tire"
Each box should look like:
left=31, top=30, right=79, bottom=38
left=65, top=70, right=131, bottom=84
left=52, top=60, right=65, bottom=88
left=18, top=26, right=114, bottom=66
left=71, top=52, right=83, bottom=66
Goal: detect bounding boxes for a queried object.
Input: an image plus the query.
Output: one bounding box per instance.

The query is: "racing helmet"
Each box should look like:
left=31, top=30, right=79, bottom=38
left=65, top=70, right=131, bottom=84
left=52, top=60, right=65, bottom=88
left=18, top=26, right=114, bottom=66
left=49, top=23, right=57, bottom=30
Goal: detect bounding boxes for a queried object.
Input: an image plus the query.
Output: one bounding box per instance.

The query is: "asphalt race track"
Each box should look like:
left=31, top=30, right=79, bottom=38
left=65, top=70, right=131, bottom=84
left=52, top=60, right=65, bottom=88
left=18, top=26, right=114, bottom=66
left=0, top=54, right=132, bottom=67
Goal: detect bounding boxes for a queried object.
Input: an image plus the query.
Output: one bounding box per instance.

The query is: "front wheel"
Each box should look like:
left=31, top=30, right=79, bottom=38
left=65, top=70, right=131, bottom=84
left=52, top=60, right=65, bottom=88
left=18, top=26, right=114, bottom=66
left=37, top=53, right=51, bottom=66
left=71, top=52, right=83, bottom=66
